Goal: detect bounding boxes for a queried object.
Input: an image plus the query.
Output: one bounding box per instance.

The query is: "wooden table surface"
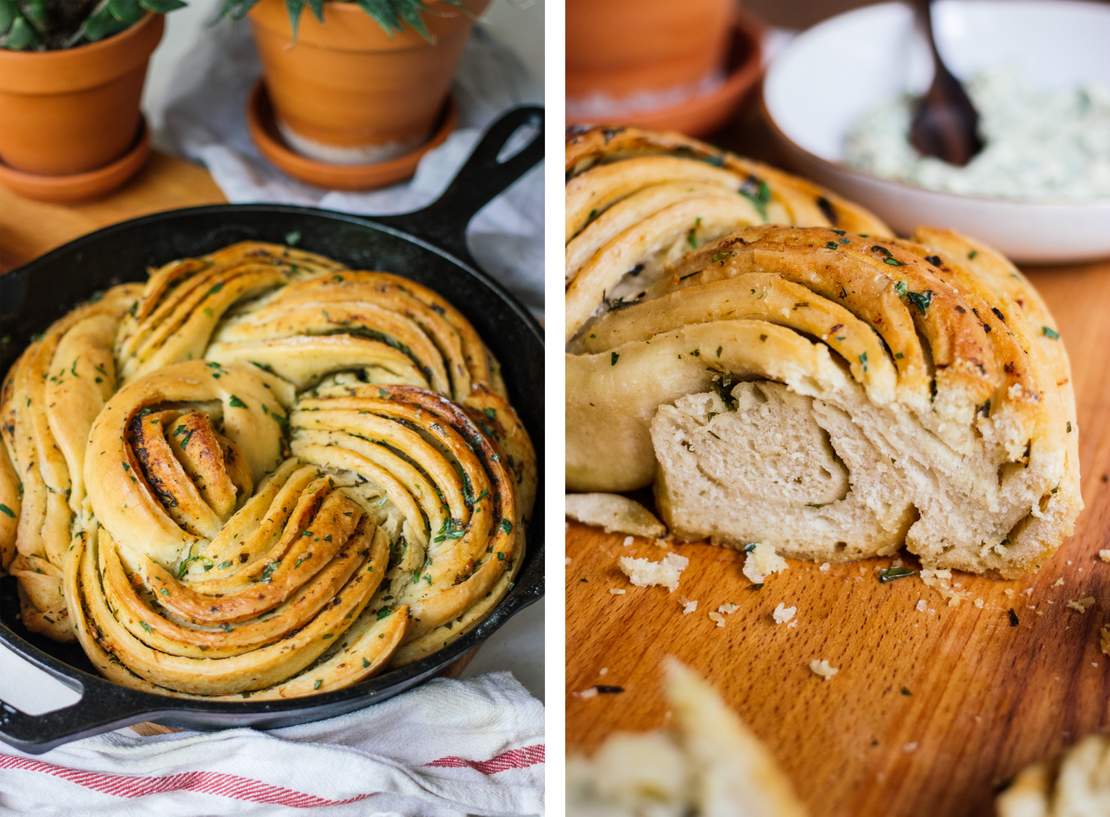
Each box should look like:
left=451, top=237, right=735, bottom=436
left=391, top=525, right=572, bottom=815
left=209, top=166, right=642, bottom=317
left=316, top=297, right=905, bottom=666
left=565, top=108, right=1110, bottom=816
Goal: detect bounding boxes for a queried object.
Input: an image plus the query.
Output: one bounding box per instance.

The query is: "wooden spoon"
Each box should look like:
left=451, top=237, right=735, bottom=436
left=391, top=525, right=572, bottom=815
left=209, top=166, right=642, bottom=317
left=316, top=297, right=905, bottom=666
left=909, top=0, right=983, bottom=166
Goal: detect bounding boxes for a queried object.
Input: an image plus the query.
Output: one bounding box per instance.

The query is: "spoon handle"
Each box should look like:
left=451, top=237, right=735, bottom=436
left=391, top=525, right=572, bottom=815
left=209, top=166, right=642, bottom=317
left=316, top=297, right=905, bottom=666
left=913, top=0, right=944, bottom=64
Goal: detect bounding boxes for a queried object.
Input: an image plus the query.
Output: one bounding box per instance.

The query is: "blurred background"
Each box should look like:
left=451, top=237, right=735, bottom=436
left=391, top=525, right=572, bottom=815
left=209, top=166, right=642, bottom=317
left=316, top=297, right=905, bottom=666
left=566, top=0, right=1110, bottom=262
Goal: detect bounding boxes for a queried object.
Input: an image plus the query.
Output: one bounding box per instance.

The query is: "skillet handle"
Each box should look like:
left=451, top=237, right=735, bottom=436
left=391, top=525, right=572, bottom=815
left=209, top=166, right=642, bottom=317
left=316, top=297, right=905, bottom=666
left=0, top=673, right=154, bottom=755
left=379, top=105, right=544, bottom=265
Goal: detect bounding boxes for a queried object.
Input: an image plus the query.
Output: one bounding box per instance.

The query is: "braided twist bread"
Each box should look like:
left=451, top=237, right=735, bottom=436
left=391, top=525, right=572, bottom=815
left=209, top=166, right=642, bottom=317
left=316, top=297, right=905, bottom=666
left=0, top=241, right=534, bottom=698
left=565, top=128, right=1080, bottom=577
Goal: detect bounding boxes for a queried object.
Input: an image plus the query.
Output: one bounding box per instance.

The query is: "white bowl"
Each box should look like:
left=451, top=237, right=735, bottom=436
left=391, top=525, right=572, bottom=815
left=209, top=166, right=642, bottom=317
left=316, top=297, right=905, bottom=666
left=763, top=0, right=1110, bottom=264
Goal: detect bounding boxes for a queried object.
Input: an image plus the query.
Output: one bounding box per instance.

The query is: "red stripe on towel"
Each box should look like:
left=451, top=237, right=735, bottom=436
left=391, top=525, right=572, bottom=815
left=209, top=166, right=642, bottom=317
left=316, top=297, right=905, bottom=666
left=0, top=754, right=374, bottom=807
left=0, top=741, right=545, bottom=804
left=425, top=743, right=545, bottom=774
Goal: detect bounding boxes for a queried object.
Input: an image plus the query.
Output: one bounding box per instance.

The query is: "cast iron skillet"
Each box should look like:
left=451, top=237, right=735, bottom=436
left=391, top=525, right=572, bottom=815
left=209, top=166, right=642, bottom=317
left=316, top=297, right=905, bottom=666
left=0, top=106, right=544, bottom=754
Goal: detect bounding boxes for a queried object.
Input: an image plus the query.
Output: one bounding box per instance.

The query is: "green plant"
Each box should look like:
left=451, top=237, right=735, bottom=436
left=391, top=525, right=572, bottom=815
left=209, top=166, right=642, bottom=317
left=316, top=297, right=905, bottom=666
left=0, top=0, right=185, bottom=50
left=217, top=0, right=465, bottom=41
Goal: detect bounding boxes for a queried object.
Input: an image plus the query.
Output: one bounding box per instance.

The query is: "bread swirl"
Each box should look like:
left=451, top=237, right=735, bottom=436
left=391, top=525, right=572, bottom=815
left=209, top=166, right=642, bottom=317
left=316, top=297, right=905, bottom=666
left=1, top=241, right=534, bottom=698
left=565, top=128, right=1080, bottom=577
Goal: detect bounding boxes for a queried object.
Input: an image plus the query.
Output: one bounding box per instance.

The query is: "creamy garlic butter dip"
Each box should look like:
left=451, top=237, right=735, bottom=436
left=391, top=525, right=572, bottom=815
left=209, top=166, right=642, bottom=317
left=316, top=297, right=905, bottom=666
left=843, top=69, right=1110, bottom=201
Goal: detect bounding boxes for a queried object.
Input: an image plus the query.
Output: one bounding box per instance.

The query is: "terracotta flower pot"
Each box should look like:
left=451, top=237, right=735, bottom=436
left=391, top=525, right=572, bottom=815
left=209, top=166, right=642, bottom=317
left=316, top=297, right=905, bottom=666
left=566, top=0, right=734, bottom=101
left=0, top=14, right=163, bottom=177
left=248, top=0, right=488, bottom=165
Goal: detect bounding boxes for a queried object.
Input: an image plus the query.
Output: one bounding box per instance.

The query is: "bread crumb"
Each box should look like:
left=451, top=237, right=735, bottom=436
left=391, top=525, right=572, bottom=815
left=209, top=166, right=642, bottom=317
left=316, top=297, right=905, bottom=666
left=717, top=603, right=739, bottom=615
left=599, top=667, right=609, bottom=677
left=903, top=742, right=919, bottom=753
left=1099, top=550, right=1110, bottom=563
left=743, top=542, right=787, bottom=585
left=566, top=557, right=572, bottom=565
left=1053, top=577, right=1065, bottom=587
left=708, top=611, right=726, bottom=628
left=566, top=492, right=666, bottom=537
left=819, top=562, right=830, bottom=573
left=974, top=598, right=985, bottom=609
left=915, top=599, right=928, bottom=613
left=609, top=588, right=626, bottom=596
left=618, top=552, right=689, bottom=592
left=920, top=568, right=969, bottom=607
left=1067, top=596, right=1096, bottom=613
left=622, top=536, right=634, bottom=547
left=680, top=599, right=698, bottom=615
left=1100, top=625, right=1110, bottom=657
left=772, top=603, right=797, bottom=624
left=808, top=659, right=839, bottom=681
left=575, top=687, right=599, bottom=700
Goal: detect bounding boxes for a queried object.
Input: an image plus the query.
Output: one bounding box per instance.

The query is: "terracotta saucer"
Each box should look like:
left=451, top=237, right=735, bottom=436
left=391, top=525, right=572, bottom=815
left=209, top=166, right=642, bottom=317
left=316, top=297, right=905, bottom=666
left=247, top=81, right=459, bottom=191
left=0, top=117, right=151, bottom=203
left=566, top=10, right=765, bottom=137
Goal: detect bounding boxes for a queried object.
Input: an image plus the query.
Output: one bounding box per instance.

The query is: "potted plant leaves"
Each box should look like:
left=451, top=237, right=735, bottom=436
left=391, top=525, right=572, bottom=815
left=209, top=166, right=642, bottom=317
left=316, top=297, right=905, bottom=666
left=227, top=0, right=489, bottom=189
left=0, top=0, right=185, bottom=201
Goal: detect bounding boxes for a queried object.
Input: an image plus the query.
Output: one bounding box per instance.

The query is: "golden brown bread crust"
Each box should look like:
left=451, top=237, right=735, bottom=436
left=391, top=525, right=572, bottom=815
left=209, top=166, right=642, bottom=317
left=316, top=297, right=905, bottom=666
left=565, top=125, right=891, bottom=236
left=2, top=241, right=534, bottom=698
left=563, top=126, right=892, bottom=343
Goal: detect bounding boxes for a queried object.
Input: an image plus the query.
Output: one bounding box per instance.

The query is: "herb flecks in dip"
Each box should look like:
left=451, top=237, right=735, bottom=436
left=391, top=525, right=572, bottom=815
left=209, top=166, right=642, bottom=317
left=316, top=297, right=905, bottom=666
left=843, top=69, right=1110, bottom=202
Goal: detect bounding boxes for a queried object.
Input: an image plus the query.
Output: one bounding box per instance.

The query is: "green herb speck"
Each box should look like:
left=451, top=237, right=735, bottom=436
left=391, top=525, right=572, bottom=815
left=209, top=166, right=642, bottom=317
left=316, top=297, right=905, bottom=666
left=877, top=566, right=915, bottom=583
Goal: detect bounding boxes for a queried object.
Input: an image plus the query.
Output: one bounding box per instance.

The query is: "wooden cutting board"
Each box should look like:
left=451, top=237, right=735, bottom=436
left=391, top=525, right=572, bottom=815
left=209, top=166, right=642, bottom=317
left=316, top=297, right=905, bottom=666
left=0, top=152, right=225, bottom=273
left=565, top=242, right=1110, bottom=815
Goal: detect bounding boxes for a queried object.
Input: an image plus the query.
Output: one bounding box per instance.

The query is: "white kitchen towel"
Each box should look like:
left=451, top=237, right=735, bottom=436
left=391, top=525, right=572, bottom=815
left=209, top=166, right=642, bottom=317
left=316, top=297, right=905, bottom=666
left=159, top=19, right=544, bottom=313
left=0, top=671, right=543, bottom=816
